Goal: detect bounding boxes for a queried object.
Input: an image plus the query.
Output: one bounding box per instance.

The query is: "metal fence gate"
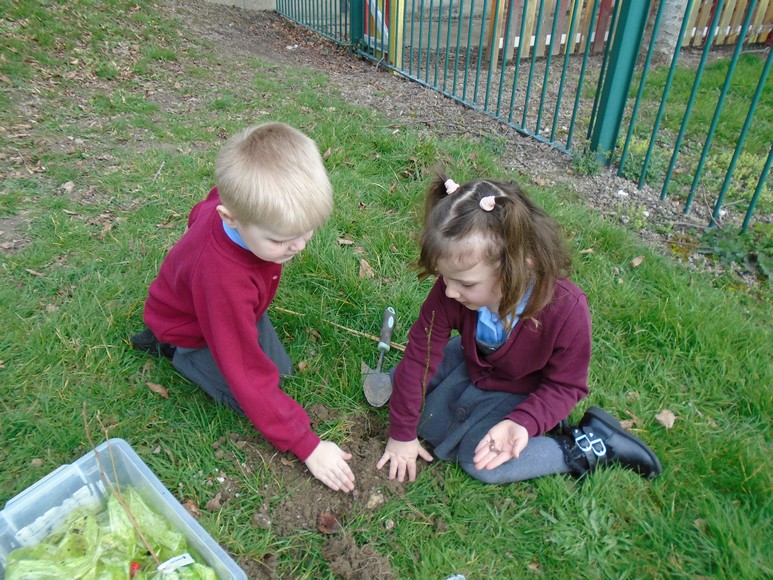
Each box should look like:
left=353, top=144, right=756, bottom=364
left=277, top=0, right=772, bottom=231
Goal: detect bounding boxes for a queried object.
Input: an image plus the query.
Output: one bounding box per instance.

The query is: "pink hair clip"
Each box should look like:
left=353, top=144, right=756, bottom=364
left=444, top=179, right=460, bottom=194
left=479, top=196, right=496, bottom=211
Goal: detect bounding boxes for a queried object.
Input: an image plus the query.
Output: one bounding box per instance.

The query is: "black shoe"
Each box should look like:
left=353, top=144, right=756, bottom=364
left=557, top=406, right=663, bottom=479
left=130, top=327, right=176, bottom=359
left=578, top=406, right=662, bottom=478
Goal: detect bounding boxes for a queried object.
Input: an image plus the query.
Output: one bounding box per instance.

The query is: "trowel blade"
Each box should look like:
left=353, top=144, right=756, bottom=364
left=362, top=361, right=393, bottom=407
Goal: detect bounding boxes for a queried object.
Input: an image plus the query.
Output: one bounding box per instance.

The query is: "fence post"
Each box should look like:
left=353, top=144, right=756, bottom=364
left=588, top=0, right=651, bottom=164
left=351, top=0, right=365, bottom=49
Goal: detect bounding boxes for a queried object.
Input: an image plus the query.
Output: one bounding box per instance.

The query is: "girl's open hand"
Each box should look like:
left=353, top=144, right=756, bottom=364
left=473, top=419, right=529, bottom=470
left=304, top=440, right=356, bottom=492
left=376, top=437, right=433, bottom=482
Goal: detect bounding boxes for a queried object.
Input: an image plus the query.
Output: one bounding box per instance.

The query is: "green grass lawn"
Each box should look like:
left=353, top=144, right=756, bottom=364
left=1, top=0, right=771, bottom=577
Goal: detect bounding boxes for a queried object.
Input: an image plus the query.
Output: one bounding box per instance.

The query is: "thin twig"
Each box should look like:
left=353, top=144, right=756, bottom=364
left=82, top=402, right=161, bottom=566
left=152, top=161, right=165, bottom=182
left=272, top=306, right=406, bottom=352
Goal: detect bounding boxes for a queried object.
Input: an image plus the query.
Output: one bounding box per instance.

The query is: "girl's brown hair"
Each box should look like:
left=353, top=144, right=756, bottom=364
left=417, top=170, right=572, bottom=328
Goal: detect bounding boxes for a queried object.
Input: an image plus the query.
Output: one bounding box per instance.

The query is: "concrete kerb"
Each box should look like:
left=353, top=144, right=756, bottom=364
left=204, top=0, right=276, bottom=11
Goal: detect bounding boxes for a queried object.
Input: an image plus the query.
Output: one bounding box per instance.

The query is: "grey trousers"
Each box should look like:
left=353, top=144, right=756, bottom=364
left=417, top=336, right=571, bottom=483
left=171, top=314, right=293, bottom=414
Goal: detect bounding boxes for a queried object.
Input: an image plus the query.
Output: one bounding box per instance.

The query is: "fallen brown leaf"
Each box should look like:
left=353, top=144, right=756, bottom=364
left=631, top=255, right=645, bottom=268
left=337, top=238, right=354, bottom=245
left=359, top=258, right=375, bottom=278
left=317, top=510, right=341, bottom=534
left=145, top=381, right=169, bottom=399
left=183, top=499, right=201, bottom=518
left=205, top=492, right=222, bottom=512
left=655, top=409, right=676, bottom=429
left=579, top=248, right=594, bottom=254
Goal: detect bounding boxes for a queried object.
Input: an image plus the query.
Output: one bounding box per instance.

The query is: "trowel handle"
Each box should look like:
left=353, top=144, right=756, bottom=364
left=377, top=307, right=396, bottom=352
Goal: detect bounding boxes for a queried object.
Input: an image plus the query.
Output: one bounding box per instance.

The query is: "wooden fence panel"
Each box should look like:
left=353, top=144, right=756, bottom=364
left=728, top=0, right=748, bottom=43
left=751, top=0, right=770, bottom=42
left=489, top=0, right=772, bottom=62
left=552, top=0, right=570, bottom=55
left=758, top=0, right=773, bottom=42
left=717, top=1, right=735, bottom=44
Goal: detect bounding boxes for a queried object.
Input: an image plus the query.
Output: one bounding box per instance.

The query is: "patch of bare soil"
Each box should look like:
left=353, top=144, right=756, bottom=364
left=201, top=404, right=399, bottom=578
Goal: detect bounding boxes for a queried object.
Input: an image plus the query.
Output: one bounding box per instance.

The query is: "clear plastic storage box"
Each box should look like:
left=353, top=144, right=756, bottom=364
left=0, top=438, right=246, bottom=579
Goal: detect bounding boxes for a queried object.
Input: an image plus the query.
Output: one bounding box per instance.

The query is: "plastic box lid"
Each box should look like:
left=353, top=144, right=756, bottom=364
left=0, top=438, right=246, bottom=579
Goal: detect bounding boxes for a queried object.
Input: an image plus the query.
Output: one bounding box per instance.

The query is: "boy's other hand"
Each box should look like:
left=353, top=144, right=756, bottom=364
left=304, top=440, right=356, bottom=492
left=376, top=437, right=433, bottom=483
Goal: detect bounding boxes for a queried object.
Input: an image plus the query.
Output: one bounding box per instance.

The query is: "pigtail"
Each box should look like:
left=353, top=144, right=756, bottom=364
left=417, top=168, right=460, bottom=279
left=496, top=181, right=572, bottom=323
left=423, top=169, right=452, bottom=228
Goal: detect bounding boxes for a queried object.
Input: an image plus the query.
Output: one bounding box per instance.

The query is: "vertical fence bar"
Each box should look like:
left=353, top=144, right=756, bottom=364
left=432, top=0, right=443, bottom=85
left=443, top=0, right=455, bottom=91
left=661, top=0, right=726, bottom=200
left=425, top=0, right=435, bottom=81
left=567, top=0, right=601, bottom=148
left=588, top=0, right=650, bottom=163
left=507, top=0, right=531, bottom=125
left=463, top=0, right=477, bottom=101
left=638, top=0, right=695, bottom=188
left=416, top=0, right=426, bottom=77
left=473, top=0, right=490, bottom=103
left=522, top=0, right=548, bottom=128
left=550, top=0, right=581, bottom=143
left=405, top=0, right=414, bottom=74
left=618, top=0, right=666, bottom=177
left=742, top=146, right=772, bottom=231
left=711, top=47, right=773, bottom=225
left=484, top=0, right=504, bottom=110
left=352, top=0, right=364, bottom=49
left=400, top=0, right=413, bottom=70
left=452, top=0, right=466, bottom=95
left=586, top=0, right=620, bottom=141
left=536, top=0, right=563, bottom=136
left=685, top=0, right=757, bottom=213
left=495, top=0, right=518, bottom=116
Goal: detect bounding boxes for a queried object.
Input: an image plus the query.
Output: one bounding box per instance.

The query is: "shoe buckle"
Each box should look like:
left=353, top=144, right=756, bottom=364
left=574, top=433, right=607, bottom=457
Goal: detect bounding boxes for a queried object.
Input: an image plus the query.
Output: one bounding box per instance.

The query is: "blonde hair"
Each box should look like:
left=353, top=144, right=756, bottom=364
left=417, top=170, right=572, bottom=328
left=215, top=122, right=333, bottom=233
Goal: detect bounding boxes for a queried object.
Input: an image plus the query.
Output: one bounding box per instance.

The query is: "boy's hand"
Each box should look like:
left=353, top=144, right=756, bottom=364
left=304, top=440, right=356, bottom=492
left=473, top=419, right=529, bottom=470
left=376, top=437, right=433, bottom=483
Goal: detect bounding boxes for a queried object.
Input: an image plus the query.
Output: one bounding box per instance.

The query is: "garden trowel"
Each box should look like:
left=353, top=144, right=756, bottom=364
left=362, top=307, right=396, bottom=407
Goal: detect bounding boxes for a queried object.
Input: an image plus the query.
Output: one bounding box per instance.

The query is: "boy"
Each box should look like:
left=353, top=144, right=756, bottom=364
left=132, top=122, right=355, bottom=492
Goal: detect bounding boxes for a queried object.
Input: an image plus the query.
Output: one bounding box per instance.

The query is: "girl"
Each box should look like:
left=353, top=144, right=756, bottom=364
left=376, top=172, right=662, bottom=484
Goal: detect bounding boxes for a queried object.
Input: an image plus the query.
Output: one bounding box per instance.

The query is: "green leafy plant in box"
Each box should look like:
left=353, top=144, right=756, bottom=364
left=6, top=488, right=216, bottom=579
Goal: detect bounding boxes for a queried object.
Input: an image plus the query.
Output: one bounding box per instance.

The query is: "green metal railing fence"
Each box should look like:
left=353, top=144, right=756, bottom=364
left=277, top=0, right=772, bottom=231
